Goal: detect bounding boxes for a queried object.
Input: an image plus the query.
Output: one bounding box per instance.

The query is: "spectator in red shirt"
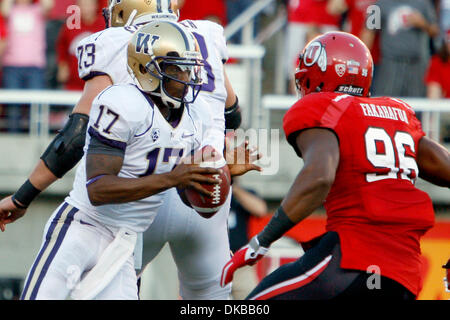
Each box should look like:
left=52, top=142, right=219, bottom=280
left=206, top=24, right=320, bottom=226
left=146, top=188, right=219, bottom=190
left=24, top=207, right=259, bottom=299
left=328, top=0, right=380, bottom=61
left=425, top=29, right=450, bottom=99
left=0, top=14, right=7, bottom=127
left=56, top=0, right=104, bottom=91
left=0, top=13, right=7, bottom=57
left=284, top=0, right=341, bottom=94
left=178, top=0, right=227, bottom=26
left=45, top=0, right=76, bottom=88
left=48, top=0, right=76, bottom=20
left=425, top=29, right=450, bottom=143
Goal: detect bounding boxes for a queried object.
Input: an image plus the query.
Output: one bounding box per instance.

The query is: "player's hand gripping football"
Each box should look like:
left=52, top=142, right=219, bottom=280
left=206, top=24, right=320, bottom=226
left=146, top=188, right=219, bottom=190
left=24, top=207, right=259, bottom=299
left=168, top=158, right=222, bottom=198
left=224, top=135, right=262, bottom=177
left=0, top=195, right=27, bottom=232
left=220, top=236, right=269, bottom=287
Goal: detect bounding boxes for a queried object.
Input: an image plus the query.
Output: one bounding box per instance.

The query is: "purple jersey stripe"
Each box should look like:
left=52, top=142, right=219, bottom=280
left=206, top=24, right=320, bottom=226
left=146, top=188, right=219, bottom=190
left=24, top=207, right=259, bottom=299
left=88, top=127, right=127, bottom=151
left=20, top=202, right=69, bottom=299
left=29, top=206, right=79, bottom=300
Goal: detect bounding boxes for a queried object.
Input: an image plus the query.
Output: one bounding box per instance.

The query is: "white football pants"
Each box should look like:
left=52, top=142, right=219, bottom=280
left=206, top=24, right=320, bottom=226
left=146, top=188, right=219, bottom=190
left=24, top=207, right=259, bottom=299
left=21, top=202, right=138, bottom=300
left=141, top=187, right=232, bottom=300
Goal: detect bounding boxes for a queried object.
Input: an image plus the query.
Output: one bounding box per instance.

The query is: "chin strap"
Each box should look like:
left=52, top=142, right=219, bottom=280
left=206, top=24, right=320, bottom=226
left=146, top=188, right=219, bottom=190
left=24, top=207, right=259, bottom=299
left=125, top=9, right=137, bottom=27
left=102, top=8, right=110, bottom=28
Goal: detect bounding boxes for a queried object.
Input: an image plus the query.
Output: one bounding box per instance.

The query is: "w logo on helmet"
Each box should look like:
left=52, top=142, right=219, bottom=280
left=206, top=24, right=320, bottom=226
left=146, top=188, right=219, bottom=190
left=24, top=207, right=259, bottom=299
left=136, top=33, right=160, bottom=55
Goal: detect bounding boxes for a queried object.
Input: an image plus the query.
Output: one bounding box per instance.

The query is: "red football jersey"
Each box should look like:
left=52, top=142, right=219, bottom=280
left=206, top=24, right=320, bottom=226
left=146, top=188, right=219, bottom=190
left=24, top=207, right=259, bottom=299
left=283, top=92, right=435, bottom=296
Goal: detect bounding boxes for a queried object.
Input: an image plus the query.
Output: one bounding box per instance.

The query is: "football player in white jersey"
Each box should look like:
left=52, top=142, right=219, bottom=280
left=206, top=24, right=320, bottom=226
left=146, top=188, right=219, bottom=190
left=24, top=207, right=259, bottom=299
left=17, top=21, right=223, bottom=300
left=0, top=0, right=254, bottom=299
left=83, top=0, right=249, bottom=300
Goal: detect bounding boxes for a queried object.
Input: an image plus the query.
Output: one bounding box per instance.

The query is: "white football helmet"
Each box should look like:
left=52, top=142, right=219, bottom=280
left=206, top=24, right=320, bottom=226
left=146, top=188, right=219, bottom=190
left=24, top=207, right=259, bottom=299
left=103, top=0, right=179, bottom=28
left=127, top=21, right=204, bottom=109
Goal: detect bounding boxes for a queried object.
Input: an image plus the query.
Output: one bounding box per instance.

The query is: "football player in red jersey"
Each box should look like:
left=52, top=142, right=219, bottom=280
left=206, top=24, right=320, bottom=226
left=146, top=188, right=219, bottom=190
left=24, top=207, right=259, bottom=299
left=221, top=31, right=450, bottom=300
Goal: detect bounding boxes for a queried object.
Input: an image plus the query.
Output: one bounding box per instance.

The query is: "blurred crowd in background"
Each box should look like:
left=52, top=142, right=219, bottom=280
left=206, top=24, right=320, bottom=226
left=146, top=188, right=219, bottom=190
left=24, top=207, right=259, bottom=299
left=0, top=0, right=448, bottom=134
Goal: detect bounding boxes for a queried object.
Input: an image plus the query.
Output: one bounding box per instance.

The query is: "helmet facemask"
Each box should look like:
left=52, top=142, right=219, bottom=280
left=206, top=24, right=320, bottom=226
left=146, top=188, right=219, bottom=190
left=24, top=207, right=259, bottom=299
left=146, top=52, right=204, bottom=109
left=102, top=0, right=114, bottom=28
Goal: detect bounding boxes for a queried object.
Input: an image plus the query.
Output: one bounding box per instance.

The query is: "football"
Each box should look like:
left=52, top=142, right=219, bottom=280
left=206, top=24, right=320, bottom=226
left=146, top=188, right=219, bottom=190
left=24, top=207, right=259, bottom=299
left=182, top=147, right=231, bottom=219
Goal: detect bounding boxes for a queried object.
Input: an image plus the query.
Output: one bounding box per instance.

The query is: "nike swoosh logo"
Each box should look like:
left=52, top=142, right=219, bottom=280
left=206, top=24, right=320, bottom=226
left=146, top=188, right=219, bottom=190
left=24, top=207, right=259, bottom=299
left=182, top=133, right=194, bottom=138
left=80, top=220, right=95, bottom=227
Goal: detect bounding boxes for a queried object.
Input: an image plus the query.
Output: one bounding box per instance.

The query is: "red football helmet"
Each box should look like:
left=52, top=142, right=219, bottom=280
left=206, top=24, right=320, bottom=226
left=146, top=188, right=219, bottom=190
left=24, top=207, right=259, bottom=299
left=295, top=31, right=373, bottom=98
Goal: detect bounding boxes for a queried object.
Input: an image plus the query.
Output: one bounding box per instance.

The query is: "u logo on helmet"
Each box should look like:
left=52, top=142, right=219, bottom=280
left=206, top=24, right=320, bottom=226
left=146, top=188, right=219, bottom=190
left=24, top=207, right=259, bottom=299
left=303, top=41, right=327, bottom=72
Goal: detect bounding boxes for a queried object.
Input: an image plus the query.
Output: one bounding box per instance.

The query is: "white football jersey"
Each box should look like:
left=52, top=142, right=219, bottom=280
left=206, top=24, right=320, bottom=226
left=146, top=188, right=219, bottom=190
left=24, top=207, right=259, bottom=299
left=179, top=19, right=228, bottom=153
left=178, top=20, right=228, bottom=105
left=76, top=26, right=137, bottom=85
left=65, top=84, right=205, bottom=233
left=76, top=20, right=228, bottom=152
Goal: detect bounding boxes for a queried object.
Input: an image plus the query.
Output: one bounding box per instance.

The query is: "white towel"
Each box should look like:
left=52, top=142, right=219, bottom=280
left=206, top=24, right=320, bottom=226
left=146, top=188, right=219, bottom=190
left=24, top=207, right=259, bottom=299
left=70, top=228, right=137, bottom=300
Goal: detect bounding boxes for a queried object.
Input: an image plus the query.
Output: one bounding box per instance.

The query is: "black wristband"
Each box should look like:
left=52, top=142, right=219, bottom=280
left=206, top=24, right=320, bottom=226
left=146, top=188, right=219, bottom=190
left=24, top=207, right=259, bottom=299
left=12, top=180, right=41, bottom=208
left=11, top=196, right=28, bottom=209
left=224, top=96, right=242, bottom=130
left=257, top=206, right=296, bottom=248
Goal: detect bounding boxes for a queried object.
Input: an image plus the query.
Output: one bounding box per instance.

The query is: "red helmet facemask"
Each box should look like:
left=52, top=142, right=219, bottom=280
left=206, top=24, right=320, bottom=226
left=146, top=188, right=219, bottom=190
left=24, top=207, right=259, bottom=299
left=295, top=31, right=374, bottom=98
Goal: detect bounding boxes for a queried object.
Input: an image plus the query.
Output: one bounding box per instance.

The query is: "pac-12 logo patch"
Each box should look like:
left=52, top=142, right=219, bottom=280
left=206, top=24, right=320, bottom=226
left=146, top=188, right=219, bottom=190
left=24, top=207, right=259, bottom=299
left=151, top=128, right=160, bottom=142
left=335, top=64, right=346, bottom=77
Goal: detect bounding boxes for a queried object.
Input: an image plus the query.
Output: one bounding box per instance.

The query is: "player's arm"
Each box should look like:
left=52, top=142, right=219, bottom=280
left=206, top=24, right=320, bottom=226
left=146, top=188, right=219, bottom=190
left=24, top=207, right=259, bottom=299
left=0, top=74, right=112, bottom=228
left=258, top=128, right=340, bottom=246
left=221, top=128, right=339, bottom=287
left=224, top=137, right=262, bottom=177
left=16, top=75, right=112, bottom=197
left=86, top=152, right=222, bottom=206
left=224, top=65, right=242, bottom=131
left=85, top=99, right=222, bottom=206
left=29, top=75, right=111, bottom=190
left=211, top=20, right=241, bottom=131
left=417, top=136, right=450, bottom=187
